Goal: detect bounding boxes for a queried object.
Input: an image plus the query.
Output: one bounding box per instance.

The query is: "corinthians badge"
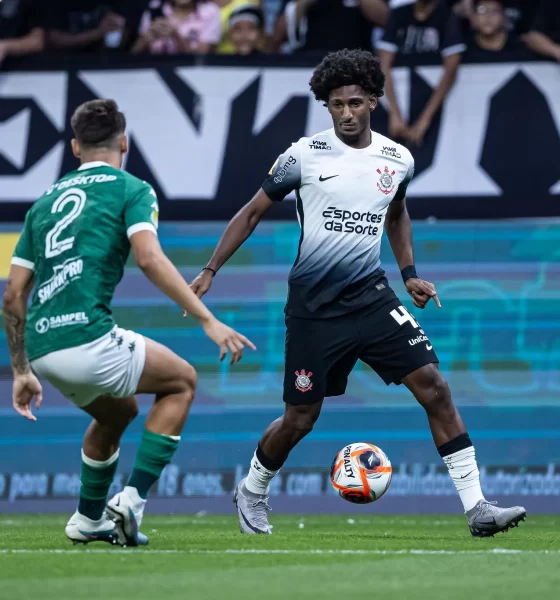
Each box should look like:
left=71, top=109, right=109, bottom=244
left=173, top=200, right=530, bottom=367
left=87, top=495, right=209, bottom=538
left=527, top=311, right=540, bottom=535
left=377, top=166, right=396, bottom=196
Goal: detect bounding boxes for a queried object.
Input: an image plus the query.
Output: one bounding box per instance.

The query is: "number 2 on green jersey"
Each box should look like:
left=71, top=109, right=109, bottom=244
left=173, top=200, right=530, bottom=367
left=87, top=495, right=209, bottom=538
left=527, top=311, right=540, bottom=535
left=45, top=188, right=87, bottom=259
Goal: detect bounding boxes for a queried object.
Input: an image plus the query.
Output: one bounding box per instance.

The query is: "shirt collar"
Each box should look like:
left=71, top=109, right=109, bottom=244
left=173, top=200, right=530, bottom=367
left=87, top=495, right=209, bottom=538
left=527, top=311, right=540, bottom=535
left=78, top=161, right=112, bottom=171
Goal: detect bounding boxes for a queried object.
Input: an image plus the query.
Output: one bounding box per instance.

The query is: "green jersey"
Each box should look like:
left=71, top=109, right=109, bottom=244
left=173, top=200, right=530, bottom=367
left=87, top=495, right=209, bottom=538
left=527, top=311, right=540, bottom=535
left=12, top=161, right=159, bottom=362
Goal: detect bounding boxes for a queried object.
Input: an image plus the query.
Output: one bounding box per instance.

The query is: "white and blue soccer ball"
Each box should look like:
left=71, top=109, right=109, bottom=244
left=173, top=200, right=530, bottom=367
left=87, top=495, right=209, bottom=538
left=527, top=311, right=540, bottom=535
left=330, top=442, right=392, bottom=504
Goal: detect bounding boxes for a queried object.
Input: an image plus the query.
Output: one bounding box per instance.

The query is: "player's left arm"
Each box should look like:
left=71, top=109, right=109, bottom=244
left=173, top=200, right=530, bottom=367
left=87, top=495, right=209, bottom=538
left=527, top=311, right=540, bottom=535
left=407, top=14, right=465, bottom=146
left=384, top=159, right=441, bottom=310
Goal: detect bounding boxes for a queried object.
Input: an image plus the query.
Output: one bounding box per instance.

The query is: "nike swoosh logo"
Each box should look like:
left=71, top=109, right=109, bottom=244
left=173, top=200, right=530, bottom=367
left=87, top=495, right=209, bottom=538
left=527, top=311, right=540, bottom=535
left=239, top=508, right=269, bottom=534
left=460, top=470, right=474, bottom=479
left=319, top=175, right=339, bottom=182
left=426, top=344, right=433, bottom=351
left=478, top=518, right=497, bottom=526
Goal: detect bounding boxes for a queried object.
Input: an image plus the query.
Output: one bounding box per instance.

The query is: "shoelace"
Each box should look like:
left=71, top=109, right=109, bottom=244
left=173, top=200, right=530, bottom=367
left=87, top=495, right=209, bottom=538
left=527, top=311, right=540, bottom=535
left=250, top=499, right=272, bottom=529
left=474, top=500, right=499, bottom=519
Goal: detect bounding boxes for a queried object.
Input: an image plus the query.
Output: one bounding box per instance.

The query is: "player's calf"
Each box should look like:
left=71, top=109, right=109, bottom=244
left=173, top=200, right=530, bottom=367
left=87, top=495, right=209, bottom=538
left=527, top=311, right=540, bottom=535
left=107, top=338, right=197, bottom=546
left=234, top=402, right=323, bottom=535
left=405, top=364, right=527, bottom=534
left=71, top=395, right=138, bottom=539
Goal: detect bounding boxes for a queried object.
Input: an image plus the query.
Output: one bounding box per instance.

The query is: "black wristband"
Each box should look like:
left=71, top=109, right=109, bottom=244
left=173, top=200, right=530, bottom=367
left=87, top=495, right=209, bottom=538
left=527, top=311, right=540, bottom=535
left=203, top=267, right=216, bottom=277
left=401, top=265, right=417, bottom=283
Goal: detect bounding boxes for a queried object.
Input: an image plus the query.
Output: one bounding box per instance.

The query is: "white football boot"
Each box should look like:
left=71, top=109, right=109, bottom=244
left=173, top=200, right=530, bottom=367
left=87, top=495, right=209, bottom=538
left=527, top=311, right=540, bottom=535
left=106, top=486, right=149, bottom=547
left=65, top=511, right=120, bottom=545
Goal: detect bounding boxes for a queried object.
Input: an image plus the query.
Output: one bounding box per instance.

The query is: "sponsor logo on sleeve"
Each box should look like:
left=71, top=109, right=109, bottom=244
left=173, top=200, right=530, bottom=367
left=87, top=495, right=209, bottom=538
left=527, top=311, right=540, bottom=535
left=273, top=155, right=297, bottom=184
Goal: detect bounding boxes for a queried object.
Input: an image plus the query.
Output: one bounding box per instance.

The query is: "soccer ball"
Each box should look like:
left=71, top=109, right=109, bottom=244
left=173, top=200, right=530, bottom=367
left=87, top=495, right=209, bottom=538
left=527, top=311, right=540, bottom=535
left=330, top=442, right=392, bottom=504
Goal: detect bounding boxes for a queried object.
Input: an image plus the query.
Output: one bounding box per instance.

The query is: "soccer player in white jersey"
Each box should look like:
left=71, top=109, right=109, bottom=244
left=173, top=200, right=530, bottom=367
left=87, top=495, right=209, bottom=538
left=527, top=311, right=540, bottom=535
left=3, top=99, right=254, bottom=546
left=192, top=49, right=526, bottom=537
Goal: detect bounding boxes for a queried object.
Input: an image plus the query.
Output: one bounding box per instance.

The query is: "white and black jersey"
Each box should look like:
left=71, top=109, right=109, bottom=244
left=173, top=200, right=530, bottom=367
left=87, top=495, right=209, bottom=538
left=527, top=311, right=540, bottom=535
left=378, top=0, right=466, bottom=57
left=262, top=128, right=414, bottom=319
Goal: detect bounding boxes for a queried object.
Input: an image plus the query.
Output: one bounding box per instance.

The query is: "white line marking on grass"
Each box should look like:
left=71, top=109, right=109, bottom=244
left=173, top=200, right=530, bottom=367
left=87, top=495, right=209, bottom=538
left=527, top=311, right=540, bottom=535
left=1, top=549, right=559, bottom=555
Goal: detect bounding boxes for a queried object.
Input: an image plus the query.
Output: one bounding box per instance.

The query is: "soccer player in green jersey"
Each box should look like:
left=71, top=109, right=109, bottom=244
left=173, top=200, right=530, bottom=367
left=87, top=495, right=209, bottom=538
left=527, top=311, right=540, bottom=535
left=3, top=99, right=255, bottom=547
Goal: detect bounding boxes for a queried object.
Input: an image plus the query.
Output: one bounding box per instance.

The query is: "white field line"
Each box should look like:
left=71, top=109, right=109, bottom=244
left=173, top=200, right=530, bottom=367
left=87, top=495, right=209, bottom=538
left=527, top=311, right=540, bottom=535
left=0, top=549, right=559, bottom=555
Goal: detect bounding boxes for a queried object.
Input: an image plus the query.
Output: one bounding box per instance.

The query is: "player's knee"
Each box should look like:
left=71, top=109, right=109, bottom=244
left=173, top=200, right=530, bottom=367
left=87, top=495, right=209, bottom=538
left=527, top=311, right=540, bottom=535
left=283, top=404, right=321, bottom=435
left=180, top=362, right=197, bottom=402
left=414, top=368, right=451, bottom=413
left=126, top=402, right=139, bottom=424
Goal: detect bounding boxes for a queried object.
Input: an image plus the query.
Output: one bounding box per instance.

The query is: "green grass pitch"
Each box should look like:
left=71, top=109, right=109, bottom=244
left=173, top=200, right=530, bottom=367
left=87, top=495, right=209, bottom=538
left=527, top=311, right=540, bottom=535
left=1, top=514, right=559, bottom=599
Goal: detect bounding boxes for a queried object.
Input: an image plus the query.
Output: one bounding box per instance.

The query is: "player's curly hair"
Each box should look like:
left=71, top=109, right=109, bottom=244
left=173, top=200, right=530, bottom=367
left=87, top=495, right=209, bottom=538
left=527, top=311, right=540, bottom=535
left=71, top=99, right=126, bottom=148
left=309, top=49, right=386, bottom=104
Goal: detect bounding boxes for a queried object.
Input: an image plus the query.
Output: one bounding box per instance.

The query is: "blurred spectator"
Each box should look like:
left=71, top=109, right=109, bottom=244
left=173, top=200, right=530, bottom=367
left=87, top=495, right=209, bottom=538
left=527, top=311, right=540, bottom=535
left=469, top=0, right=520, bottom=53
left=0, top=0, right=45, bottom=65
left=132, top=0, right=221, bottom=54
left=215, top=0, right=261, bottom=54
left=269, top=0, right=291, bottom=53
left=524, top=0, right=560, bottom=62
left=47, top=1, right=132, bottom=53
left=227, top=6, right=265, bottom=55
left=452, top=0, right=538, bottom=36
left=291, top=0, right=389, bottom=53
left=378, top=0, right=466, bottom=146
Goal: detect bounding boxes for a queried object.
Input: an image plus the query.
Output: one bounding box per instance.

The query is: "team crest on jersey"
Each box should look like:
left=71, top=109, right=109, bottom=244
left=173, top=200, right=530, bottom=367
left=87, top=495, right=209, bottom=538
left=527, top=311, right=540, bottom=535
left=376, top=166, right=396, bottom=196
left=151, top=201, right=159, bottom=229
left=295, top=369, right=313, bottom=392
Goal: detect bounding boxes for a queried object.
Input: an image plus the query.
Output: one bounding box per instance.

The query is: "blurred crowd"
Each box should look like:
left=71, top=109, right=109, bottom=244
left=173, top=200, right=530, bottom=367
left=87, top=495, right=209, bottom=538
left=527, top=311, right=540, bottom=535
left=0, top=0, right=558, bottom=61
left=0, top=0, right=558, bottom=147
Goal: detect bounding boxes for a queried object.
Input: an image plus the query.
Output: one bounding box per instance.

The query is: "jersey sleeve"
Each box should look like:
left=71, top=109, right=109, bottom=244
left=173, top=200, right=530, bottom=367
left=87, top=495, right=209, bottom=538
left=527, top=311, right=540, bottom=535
left=11, top=211, right=35, bottom=271
left=261, top=142, right=303, bottom=202
left=377, top=7, right=401, bottom=54
left=441, top=13, right=467, bottom=57
left=393, top=152, right=415, bottom=202
left=124, top=182, right=159, bottom=239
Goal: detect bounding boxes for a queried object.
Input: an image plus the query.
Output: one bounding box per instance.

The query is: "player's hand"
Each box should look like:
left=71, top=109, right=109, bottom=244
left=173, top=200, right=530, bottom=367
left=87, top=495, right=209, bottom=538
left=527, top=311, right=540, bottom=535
left=99, top=12, right=125, bottom=35
left=190, top=269, right=214, bottom=299
left=405, top=278, right=441, bottom=310
left=151, top=18, right=174, bottom=38
left=406, top=116, right=431, bottom=147
left=201, top=318, right=256, bottom=364
left=12, top=372, right=43, bottom=422
left=388, top=113, right=408, bottom=140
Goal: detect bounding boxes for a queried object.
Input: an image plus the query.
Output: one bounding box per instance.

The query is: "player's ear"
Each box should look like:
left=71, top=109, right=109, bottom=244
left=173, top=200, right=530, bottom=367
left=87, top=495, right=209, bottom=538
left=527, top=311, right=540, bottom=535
left=369, top=95, right=378, bottom=111
left=71, top=139, right=81, bottom=160
left=121, top=135, right=128, bottom=155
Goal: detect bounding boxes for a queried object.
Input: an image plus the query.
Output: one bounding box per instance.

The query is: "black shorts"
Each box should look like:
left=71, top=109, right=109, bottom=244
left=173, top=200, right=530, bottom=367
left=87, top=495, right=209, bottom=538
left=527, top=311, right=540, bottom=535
left=283, top=289, right=439, bottom=405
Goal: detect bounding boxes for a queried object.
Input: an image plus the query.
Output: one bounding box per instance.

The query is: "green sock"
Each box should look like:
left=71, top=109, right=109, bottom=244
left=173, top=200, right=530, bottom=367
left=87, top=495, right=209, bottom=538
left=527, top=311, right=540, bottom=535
left=127, top=430, right=180, bottom=499
left=78, top=449, right=119, bottom=521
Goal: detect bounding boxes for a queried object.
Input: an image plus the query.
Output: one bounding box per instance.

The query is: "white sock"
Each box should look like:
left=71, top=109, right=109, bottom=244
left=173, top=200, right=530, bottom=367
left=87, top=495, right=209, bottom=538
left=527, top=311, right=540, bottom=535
left=442, top=446, right=485, bottom=512
left=244, top=451, right=279, bottom=495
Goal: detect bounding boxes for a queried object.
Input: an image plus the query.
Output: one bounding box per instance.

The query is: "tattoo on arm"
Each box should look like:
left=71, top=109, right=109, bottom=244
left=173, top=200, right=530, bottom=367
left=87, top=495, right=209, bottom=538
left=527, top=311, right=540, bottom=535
left=5, top=310, right=30, bottom=375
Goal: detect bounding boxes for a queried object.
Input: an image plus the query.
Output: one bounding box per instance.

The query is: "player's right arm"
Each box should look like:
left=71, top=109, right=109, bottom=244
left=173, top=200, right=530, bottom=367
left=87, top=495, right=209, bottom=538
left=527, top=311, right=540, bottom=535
left=191, top=143, right=303, bottom=298
left=4, top=211, right=43, bottom=421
